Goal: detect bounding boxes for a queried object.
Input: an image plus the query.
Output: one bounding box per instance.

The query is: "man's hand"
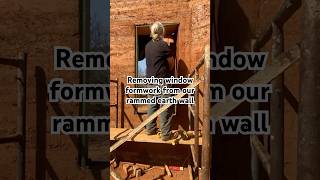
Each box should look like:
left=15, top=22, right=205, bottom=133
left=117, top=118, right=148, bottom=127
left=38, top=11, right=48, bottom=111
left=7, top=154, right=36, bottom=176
left=163, top=38, right=174, bottom=46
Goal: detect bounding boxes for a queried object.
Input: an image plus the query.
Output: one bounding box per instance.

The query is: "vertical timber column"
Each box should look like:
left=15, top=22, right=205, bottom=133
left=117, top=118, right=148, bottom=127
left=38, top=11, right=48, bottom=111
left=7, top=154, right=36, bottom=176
left=79, top=0, right=90, bottom=167
left=270, top=23, right=284, bottom=180
left=116, top=79, right=119, bottom=128
left=17, top=53, right=26, bottom=180
left=120, top=82, right=125, bottom=128
left=194, top=72, right=200, bottom=174
left=298, top=0, right=320, bottom=179
left=188, top=74, right=192, bottom=131
left=201, top=45, right=211, bottom=179
left=250, top=39, right=260, bottom=180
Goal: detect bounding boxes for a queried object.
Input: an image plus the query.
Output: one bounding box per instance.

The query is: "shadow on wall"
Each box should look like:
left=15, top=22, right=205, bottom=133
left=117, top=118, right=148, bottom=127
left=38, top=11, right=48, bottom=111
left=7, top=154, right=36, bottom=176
left=35, top=67, right=107, bottom=180
left=35, top=67, right=59, bottom=180
left=217, top=0, right=252, bottom=51
left=212, top=1, right=255, bottom=180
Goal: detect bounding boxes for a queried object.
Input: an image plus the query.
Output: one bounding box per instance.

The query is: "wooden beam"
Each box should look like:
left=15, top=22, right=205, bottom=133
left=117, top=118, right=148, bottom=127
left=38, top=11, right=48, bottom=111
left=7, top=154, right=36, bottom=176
left=193, top=72, right=200, bottom=173
left=110, top=80, right=201, bottom=153
left=211, top=44, right=301, bottom=119
left=298, top=0, right=320, bottom=178
left=270, top=22, right=285, bottom=180
left=250, top=39, right=260, bottom=180
left=110, top=128, right=202, bottom=145
left=0, top=57, right=21, bottom=67
left=253, top=0, right=301, bottom=51
left=16, top=52, right=26, bottom=180
left=200, top=45, right=211, bottom=180
left=0, top=134, right=21, bottom=144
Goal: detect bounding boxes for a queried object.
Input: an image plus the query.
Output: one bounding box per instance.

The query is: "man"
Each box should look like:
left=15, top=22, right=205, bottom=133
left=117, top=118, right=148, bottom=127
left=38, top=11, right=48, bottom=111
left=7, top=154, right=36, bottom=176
left=144, top=22, right=176, bottom=141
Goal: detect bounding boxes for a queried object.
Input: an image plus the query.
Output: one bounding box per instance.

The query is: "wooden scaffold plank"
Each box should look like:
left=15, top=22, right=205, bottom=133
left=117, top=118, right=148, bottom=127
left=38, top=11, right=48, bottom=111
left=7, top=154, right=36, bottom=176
left=110, top=128, right=202, bottom=145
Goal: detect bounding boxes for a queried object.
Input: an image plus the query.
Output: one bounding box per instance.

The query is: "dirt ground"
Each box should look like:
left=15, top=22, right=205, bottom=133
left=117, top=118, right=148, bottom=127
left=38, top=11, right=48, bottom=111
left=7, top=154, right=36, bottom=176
left=111, top=161, right=191, bottom=180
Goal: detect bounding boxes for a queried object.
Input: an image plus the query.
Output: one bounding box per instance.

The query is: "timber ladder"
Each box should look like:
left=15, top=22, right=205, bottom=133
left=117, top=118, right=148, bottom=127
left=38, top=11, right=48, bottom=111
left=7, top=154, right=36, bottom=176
left=0, top=53, right=27, bottom=180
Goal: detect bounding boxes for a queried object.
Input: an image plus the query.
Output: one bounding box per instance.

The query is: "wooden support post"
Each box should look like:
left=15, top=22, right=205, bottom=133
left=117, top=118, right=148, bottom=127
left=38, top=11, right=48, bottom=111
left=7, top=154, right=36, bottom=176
left=194, top=72, right=200, bottom=173
left=201, top=45, right=211, bottom=180
left=298, top=0, right=320, bottom=179
left=16, top=52, right=26, bottom=180
left=115, top=79, right=119, bottom=128
left=250, top=39, right=260, bottom=180
left=188, top=74, right=192, bottom=131
left=120, top=82, right=125, bottom=128
left=35, top=67, right=47, bottom=180
left=190, top=72, right=200, bottom=178
left=188, top=72, right=199, bottom=177
left=270, top=22, right=284, bottom=180
left=79, top=0, right=90, bottom=167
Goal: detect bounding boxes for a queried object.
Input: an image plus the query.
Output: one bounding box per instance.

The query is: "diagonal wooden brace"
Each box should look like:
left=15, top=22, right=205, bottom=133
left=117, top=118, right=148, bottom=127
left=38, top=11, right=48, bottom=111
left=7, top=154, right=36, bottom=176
left=211, top=44, right=301, bottom=119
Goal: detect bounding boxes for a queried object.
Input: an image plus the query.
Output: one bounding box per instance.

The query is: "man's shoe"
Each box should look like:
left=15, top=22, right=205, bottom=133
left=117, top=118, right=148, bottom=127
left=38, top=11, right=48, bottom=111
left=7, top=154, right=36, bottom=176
left=144, top=129, right=157, bottom=135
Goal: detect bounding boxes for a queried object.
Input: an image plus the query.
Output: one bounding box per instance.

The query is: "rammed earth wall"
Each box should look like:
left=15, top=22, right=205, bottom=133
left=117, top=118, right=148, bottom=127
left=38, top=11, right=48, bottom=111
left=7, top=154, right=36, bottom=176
left=0, top=0, right=107, bottom=179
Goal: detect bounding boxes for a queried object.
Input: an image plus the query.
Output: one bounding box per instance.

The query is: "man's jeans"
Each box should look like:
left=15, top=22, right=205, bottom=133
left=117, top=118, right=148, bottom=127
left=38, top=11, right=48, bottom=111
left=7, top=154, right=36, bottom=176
left=145, top=85, right=174, bottom=139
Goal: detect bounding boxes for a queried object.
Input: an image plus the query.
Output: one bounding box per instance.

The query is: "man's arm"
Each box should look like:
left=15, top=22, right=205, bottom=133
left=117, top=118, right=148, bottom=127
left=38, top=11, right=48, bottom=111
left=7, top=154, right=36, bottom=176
left=162, top=38, right=175, bottom=71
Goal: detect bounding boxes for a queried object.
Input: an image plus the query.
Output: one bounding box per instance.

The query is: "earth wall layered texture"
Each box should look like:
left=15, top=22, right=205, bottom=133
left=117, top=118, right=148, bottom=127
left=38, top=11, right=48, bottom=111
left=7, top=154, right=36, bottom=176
left=0, top=0, right=107, bottom=179
left=110, top=0, right=210, bottom=129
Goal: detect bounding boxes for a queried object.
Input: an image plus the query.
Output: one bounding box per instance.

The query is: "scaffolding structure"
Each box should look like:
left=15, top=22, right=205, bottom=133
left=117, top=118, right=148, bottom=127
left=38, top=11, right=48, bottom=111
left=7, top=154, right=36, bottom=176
left=110, top=45, right=211, bottom=179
